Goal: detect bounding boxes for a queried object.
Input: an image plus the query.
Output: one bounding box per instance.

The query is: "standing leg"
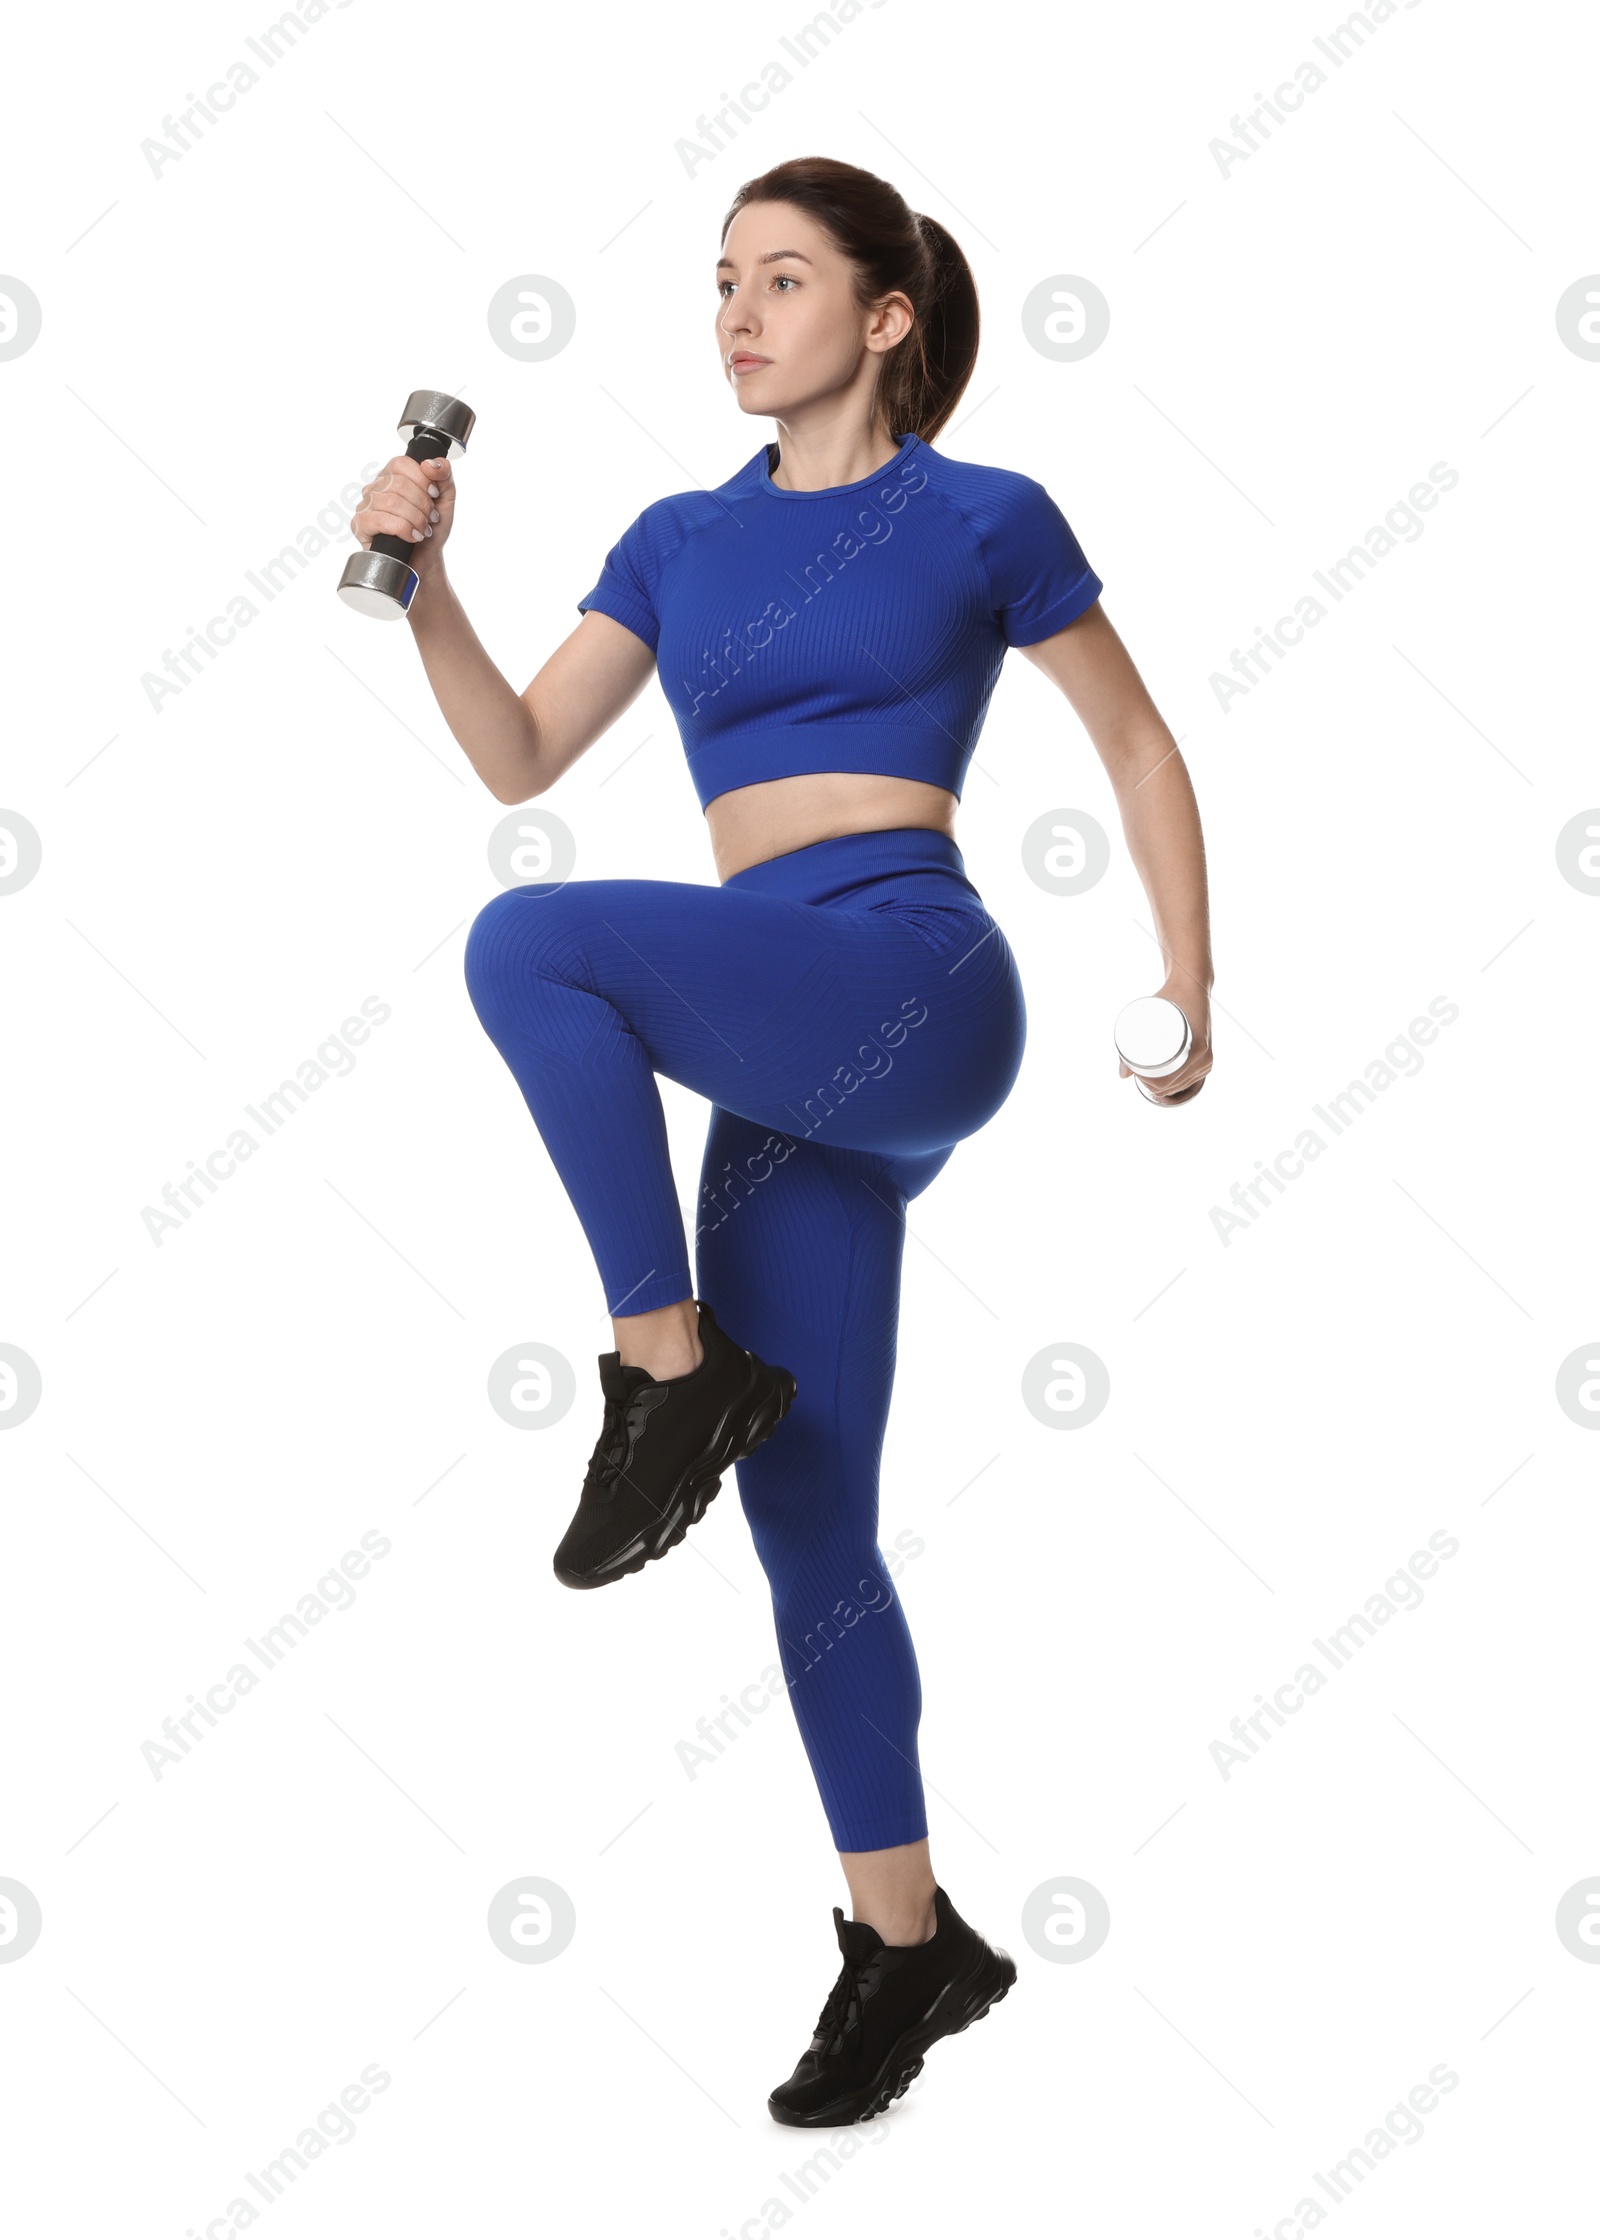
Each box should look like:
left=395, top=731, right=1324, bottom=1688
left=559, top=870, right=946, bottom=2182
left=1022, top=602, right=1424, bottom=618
left=695, top=1104, right=953, bottom=1882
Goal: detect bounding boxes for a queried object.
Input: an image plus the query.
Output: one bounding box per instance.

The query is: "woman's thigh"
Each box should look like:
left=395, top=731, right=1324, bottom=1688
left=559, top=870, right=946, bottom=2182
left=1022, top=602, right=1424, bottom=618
left=464, top=872, right=1027, bottom=1160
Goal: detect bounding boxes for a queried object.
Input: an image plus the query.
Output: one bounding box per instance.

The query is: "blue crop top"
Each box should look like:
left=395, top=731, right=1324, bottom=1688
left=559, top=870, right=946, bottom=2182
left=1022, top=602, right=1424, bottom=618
left=576, top=430, right=1102, bottom=811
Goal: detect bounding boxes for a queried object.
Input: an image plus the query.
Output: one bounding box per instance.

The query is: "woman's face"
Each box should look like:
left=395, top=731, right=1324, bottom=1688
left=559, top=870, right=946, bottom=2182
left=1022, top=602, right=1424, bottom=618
left=715, top=199, right=911, bottom=422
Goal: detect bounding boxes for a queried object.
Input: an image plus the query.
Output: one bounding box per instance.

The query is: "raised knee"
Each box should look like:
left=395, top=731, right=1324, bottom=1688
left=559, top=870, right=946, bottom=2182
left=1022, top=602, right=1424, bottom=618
left=462, top=884, right=580, bottom=1011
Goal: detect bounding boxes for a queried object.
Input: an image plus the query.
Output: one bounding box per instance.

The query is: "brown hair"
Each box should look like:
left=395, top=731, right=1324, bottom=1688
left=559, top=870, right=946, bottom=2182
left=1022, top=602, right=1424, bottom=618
left=719, top=155, right=979, bottom=444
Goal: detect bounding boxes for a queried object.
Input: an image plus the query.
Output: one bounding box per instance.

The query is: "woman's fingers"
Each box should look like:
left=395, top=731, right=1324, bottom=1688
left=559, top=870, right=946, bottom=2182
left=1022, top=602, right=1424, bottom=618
left=358, top=506, right=431, bottom=545
left=352, top=452, right=452, bottom=552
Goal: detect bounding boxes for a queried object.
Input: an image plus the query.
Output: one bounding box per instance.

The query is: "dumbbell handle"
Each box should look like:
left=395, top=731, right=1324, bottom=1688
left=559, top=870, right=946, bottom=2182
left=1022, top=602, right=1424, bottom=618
left=369, top=426, right=453, bottom=568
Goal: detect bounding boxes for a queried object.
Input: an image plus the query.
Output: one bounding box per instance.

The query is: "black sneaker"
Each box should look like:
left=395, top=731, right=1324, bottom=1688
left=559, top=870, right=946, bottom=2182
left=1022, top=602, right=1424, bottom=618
left=552, top=1297, right=797, bottom=1590
left=767, top=1885, right=1017, bottom=2127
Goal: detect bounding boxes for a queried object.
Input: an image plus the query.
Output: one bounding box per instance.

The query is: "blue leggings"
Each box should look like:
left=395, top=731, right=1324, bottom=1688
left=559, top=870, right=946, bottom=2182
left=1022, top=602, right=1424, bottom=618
left=462, top=826, right=1027, bottom=1852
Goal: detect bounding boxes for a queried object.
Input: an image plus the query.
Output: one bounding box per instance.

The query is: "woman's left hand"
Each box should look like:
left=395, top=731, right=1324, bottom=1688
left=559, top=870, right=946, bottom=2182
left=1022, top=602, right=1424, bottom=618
left=1119, top=982, right=1213, bottom=1104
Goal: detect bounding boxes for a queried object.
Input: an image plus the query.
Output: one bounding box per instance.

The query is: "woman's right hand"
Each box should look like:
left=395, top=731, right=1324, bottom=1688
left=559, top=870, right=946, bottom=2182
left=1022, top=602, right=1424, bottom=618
left=351, top=452, right=455, bottom=585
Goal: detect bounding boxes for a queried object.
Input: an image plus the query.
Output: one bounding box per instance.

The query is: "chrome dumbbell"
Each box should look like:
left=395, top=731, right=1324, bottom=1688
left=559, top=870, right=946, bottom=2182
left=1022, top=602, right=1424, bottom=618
left=336, top=388, right=476, bottom=618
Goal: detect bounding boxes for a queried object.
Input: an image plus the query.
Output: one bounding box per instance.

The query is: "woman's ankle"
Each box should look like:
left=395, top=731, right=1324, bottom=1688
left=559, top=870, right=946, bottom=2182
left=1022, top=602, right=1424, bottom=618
left=861, top=1893, right=939, bottom=1947
left=614, top=1296, right=705, bottom=1379
left=839, top=1838, right=939, bottom=1947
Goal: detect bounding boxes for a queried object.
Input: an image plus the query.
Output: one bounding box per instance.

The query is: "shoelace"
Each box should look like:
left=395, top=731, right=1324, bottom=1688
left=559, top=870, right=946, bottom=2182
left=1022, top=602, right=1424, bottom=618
left=583, top=1381, right=661, bottom=1497
left=813, top=1956, right=872, bottom=2057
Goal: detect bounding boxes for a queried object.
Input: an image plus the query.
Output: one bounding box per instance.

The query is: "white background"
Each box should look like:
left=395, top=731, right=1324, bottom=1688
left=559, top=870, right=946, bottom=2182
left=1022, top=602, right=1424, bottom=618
left=2, top=1, right=1595, bottom=2233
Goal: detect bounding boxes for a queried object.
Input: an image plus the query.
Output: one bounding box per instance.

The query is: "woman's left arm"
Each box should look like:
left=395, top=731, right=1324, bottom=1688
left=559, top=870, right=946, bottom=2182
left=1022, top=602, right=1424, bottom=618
left=1020, top=601, right=1215, bottom=1103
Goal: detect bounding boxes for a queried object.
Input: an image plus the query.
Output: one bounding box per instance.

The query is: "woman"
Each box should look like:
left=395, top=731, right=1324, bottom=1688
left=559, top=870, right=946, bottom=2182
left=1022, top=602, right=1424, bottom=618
left=353, top=155, right=1213, bottom=2127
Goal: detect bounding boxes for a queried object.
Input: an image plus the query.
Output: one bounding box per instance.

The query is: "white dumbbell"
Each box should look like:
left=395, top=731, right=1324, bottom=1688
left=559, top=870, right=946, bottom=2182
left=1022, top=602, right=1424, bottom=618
left=1114, top=995, right=1195, bottom=1104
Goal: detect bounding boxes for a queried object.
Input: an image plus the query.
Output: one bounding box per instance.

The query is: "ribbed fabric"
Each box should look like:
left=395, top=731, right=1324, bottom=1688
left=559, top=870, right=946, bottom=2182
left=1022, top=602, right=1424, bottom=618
left=576, top=432, right=1103, bottom=809
left=462, top=827, right=1027, bottom=1850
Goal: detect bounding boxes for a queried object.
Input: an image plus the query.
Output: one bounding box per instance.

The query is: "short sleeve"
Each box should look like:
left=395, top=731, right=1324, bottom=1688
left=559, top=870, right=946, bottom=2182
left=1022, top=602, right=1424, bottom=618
left=577, top=508, right=660, bottom=653
left=983, top=474, right=1102, bottom=647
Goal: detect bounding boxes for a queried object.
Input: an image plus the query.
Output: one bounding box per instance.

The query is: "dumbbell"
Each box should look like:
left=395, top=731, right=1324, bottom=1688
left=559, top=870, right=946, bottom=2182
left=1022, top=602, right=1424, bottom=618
left=1114, top=995, right=1200, bottom=1104
left=336, top=388, right=476, bottom=618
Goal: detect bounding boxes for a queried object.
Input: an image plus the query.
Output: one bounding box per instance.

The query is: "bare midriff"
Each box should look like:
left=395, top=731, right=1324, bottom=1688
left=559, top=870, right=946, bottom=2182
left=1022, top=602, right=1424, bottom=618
left=707, top=771, right=958, bottom=883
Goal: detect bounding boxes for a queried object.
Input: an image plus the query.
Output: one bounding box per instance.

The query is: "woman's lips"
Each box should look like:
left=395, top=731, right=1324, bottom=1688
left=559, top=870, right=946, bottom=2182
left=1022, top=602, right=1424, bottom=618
left=730, top=355, right=770, bottom=371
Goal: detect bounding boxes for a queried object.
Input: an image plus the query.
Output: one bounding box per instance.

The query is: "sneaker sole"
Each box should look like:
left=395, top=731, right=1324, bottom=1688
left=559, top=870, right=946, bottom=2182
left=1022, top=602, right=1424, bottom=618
left=553, top=1353, right=798, bottom=1590
left=766, top=1941, right=1019, bottom=2129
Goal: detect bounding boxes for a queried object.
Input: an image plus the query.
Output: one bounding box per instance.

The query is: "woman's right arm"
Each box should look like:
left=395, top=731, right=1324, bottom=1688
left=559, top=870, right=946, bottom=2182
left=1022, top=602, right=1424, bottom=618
left=351, top=451, right=657, bottom=805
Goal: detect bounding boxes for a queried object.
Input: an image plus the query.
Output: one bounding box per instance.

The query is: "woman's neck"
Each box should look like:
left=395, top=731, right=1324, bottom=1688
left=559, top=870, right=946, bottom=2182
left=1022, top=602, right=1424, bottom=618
left=767, top=419, right=902, bottom=492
